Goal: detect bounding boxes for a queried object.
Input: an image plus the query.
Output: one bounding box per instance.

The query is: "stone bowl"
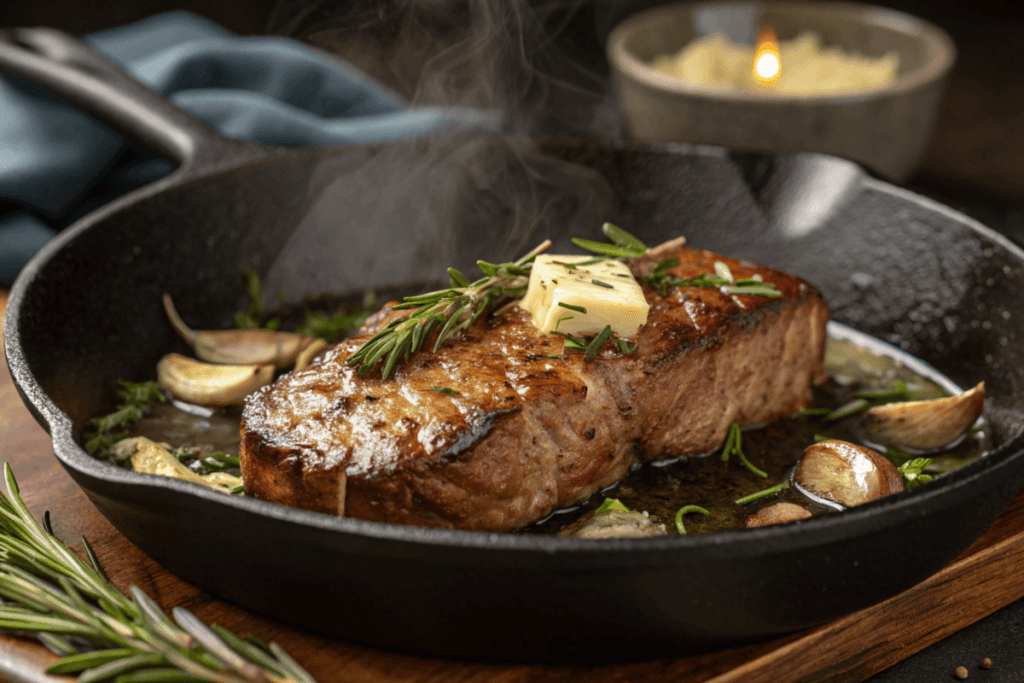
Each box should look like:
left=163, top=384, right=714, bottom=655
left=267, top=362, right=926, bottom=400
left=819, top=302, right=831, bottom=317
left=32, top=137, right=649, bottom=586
left=607, top=1, right=956, bottom=181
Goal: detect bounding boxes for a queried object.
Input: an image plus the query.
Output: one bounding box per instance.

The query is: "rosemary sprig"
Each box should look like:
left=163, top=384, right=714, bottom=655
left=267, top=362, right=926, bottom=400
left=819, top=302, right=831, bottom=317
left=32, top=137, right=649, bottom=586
left=345, top=240, right=552, bottom=379
left=83, top=381, right=165, bottom=460
left=673, top=505, right=710, bottom=535
left=719, top=423, right=768, bottom=478
left=641, top=258, right=781, bottom=299
left=0, top=463, right=316, bottom=683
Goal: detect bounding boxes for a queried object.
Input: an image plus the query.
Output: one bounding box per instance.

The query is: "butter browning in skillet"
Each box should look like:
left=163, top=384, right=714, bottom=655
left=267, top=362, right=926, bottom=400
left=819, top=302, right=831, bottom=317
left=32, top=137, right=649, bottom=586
left=239, top=242, right=828, bottom=531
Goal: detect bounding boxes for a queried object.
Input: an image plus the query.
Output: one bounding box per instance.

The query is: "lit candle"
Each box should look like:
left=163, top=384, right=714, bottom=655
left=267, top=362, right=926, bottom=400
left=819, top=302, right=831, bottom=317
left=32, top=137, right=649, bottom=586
left=753, top=26, right=781, bottom=86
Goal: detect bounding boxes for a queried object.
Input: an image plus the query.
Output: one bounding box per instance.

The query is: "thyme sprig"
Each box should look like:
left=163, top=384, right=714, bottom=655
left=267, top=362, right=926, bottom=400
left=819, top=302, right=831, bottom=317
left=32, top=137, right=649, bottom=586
left=83, top=380, right=165, bottom=460
left=0, top=463, right=316, bottom=683
left=345, top=241, right=551, bottom=379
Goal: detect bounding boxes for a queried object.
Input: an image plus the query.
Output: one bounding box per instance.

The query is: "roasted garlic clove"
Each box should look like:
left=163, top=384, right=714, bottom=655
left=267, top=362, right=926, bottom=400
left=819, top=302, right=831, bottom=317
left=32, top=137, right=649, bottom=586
left=745, top=502, right=812, bottom=528
left=557, top=509, right=668, bottom=539
left=163, top=294, right=316, bottom=369
left=795, top=439, right=904, bottom=507
left=294, top=338, right=329, bottom=371
left=111, top=437, right=238, bottom=494
left=157, top=353, right=273, bottom=407
left=865, top=382, right=985, bottom=451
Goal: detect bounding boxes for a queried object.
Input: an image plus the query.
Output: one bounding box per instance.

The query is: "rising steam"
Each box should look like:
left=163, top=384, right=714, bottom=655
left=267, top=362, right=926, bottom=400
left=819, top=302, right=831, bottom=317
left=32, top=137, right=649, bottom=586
left=258, top=0, right=635, bottom=303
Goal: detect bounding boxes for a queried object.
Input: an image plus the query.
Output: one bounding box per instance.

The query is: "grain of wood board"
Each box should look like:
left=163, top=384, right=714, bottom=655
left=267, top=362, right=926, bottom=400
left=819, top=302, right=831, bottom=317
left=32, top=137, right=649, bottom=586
left=2, top=287, right=1024, bottom=683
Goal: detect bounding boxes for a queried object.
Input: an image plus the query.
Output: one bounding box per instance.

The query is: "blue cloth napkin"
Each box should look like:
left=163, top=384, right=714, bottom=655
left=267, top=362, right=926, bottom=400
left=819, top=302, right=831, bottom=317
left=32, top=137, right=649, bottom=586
left=0, top=12, right=485, bottom=286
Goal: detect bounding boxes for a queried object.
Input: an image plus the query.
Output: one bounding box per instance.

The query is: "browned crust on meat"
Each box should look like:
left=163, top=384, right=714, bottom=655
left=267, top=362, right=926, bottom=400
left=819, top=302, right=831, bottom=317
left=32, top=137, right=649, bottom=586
left=240, top=245, right=828, bottom=531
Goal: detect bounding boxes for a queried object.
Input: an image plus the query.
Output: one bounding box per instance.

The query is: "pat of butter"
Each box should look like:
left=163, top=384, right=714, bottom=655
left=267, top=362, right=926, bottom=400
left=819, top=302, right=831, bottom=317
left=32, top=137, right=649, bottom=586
left=519, top=255, right=649, bottom=337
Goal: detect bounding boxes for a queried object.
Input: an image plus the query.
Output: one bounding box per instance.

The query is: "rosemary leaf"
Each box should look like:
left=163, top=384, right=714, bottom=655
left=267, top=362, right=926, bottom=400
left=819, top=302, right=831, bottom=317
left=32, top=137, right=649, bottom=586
left=570, top=239, right=642, bottom=259
left=673, top=505, right=711, bottom=535
left=735, top=480, right=791, bottom=505
left=584, top=326, right=613, bottom=356
left=79, top=653, right=166, bottom=683
left=48, top=648, right=148, bottom=674
left=601, top=222, right=648, bottom=254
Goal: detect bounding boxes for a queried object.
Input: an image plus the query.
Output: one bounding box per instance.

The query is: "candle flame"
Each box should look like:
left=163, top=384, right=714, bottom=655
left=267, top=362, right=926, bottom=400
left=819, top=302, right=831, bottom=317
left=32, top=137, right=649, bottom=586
left=753, top=26, right=781, bottom=85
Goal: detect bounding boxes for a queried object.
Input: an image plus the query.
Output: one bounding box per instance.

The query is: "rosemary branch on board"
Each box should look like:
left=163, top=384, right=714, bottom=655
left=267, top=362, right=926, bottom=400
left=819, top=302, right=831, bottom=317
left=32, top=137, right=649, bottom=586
left=0, top=463, right=317, bottom=683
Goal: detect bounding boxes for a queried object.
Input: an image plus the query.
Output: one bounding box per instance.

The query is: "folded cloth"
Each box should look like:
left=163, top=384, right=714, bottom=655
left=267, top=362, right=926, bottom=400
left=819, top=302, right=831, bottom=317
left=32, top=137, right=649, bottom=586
left=0, top=12, right=486, bottom=286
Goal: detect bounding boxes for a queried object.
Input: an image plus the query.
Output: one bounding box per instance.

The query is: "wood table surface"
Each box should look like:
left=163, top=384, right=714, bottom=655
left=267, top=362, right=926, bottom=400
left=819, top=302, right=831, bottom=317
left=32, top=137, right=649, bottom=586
left=3, top=287, right=1024, bottom=683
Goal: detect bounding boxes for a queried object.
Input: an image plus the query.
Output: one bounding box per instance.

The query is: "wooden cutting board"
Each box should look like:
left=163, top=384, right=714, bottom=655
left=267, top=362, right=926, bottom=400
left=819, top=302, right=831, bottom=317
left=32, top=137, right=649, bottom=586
left=3, top=287, right=1024, bottom=683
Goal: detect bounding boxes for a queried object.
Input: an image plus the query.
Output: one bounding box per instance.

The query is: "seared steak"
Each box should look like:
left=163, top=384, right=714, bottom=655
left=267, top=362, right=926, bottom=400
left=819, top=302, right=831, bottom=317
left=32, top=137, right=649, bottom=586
left=240, top=245, right=828, bottom=531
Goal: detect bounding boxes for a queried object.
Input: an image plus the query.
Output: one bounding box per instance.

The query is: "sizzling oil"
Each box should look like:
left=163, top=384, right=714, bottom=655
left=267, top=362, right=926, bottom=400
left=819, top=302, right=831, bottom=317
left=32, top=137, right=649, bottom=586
left=526, top=333, right=988, bottom=535
left=132, top=324, right=988, bottom=535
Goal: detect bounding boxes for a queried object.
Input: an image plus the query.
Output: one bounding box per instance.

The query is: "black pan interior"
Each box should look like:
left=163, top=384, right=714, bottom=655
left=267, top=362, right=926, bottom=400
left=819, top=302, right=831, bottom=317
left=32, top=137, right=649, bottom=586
left=7, top=139, right=1024, bottom=660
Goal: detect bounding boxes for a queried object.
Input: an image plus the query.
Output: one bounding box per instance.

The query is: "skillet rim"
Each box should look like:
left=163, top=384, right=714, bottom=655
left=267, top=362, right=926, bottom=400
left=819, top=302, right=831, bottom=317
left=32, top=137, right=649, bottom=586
left=5, top=141, right=1024, bottom=562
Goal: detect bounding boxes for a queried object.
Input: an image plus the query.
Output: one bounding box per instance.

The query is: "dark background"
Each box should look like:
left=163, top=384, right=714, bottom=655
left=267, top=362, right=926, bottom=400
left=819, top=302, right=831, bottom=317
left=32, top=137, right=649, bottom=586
left=2, top=0, right=1022, bottom=199
left=2, top=1, right=1023, bottom=681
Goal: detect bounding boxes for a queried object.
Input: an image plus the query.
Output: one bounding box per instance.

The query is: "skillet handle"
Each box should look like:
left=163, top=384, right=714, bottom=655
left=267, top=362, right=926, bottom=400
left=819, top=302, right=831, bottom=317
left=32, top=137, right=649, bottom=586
left=0, top=27, right=267, bottom=173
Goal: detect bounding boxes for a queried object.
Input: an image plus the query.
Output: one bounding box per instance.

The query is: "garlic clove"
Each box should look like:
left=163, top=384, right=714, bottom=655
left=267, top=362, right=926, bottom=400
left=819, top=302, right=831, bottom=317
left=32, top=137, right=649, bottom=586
left=865, top=382, right=985, bottom=451
left=201, top=471, right=244, bottom=490
left=795, top=439, right=904, bottom=508
left=111, top=437, right=236, bottom=494
left=294, top=338, right=329, bottom=371
left=156, top=353, right=274, bottom=407
left=557, top=509, right=668, bottom=539
left=745, top=502, right=812, bottom=528
left=163, top=294, right=316, bottom=369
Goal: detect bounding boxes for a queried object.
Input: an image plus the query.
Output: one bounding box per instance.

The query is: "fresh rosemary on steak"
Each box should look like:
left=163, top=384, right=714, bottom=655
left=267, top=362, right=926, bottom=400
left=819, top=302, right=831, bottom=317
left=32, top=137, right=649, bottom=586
left=345, top=240, right=552, bottom=379
left=641, top=257, right=782, bottom=298
left=0, top=464, right=316, bottom=683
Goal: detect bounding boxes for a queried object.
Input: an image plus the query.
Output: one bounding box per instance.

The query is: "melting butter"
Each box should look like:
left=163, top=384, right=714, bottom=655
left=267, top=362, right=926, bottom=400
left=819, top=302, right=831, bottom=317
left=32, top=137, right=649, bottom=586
left=519, top=255, right=649, bottom=337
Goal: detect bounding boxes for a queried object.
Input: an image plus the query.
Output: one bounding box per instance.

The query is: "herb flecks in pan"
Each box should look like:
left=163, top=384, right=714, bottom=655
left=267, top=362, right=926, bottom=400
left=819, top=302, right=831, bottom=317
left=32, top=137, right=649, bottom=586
left=83, top=380, right=165, bottom=460
left=0, top=464, right=316, bottom=683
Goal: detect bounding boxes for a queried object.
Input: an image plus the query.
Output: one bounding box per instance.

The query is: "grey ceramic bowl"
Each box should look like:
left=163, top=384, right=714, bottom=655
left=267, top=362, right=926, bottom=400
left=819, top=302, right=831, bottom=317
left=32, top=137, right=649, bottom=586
left=607, top=1, right=956, bottom=181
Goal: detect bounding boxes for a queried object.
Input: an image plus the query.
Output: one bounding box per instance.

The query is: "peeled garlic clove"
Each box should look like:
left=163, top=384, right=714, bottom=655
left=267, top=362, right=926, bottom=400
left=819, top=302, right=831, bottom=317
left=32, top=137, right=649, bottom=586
left=157, top=353, right=273, bottom=407
left=865, top=382, right=985, bottom=451
left=557, top=509, right=668, bottom=539
left=112, top=437, right=234, bottom=494
left=795, top=439, right=904, bottom=508
left=163, top=294, right=316, bottom=369
left=202, top=471, right=244, bottom=490
left=745, top=502, right=812, bottom=528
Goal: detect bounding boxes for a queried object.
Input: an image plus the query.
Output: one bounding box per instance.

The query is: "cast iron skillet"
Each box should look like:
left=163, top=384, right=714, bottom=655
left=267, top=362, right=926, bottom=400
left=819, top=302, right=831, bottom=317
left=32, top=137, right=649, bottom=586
left=3, top=29, right=1024, bottom=661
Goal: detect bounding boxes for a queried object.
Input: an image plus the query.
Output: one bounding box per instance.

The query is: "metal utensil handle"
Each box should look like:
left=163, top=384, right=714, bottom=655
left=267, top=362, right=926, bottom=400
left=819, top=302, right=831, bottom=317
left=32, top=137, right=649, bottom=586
left=0, top=27, right=264, bottom=173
